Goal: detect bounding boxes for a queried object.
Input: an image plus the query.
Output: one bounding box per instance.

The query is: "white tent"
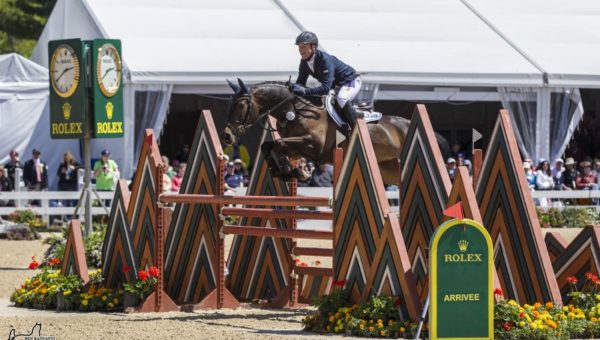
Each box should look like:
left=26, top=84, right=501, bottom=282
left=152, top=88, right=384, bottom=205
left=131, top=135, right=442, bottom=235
left=0, top=53, right=80, bottom=189
left=28, top=0, right=600, bottom=175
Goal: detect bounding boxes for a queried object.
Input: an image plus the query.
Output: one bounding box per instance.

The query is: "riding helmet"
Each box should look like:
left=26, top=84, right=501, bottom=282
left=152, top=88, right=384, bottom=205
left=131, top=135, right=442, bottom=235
left=295, top=31, right=318, bottom=46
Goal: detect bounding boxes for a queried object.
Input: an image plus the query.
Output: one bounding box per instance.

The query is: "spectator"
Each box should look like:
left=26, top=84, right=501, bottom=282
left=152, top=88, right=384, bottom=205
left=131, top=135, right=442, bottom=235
left=57, top=151, right=79, bottom=207
left=174, top=144, right=190, bottom=163
left=171, top=163, right=186, bottom=192
left=457, top=152, right=466, bottom=166
left=225, top=162, right=243, bottom=188
left=450, top=141, right=462, bottom=159
left=310, top=164, right=333, bottom=187
left=4, top=149, right=21, bottom=190
left=23, top=149, right=48, bottom=206
left=93, top=149, right=119, bottom=191
left=562, top=158, right=578, bottom=190
left=576, top=161, right=598, bottom=190
left=463, top=159, right=473, bottom=176
left=551, top=158, right=564, bottom=189
left=162, top=156, right=176, bottom=178
left=224, top=141, right=250, bottom=170
left=296, top=158, right=314, bottom=187
left=233, top=159, right=249, bottom=186
left=536, top=161, right=554, bottom=191
left=447, top=158, right=457, bottom=180
left=524, top=162, right=535, bottom=190
left=161, top=162, right=172, bottom=193
left=594, top=159, right=600, bottom=183
left=0, top=166, right=13, bottom=206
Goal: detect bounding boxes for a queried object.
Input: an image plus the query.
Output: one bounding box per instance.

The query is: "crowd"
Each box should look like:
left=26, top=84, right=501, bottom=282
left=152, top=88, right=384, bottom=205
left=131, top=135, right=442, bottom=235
left=0, top=148, right=120, bottom=207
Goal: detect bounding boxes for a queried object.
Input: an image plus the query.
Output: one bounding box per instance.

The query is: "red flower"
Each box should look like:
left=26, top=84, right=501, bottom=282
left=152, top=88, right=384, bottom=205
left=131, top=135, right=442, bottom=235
left=519, top=312, right=524, bottom=318
left=315, top=260, right=321, bottom=266
left=28, top=260, right=39, bottom=270
left=503, top=322, right=511, bottom=330
left=138, top=270, right=149, bottom=282
left=566, top=276, right=578, bottom=285
left=300, top=262, right=308, bottom=267
left=122, top=266, right=132, bottom=274
left=395, top=297, right=402, bottom=306
left=48, top=258, right=60, bottom=266
left=149, top=266, right=160, bottom=278
left=332, top=280, right=347, bottom=287
left=593, top=276, right=599, bottom=284
left=493, top=288, right=503, bottom=297
left=294, top=259, right=301, bottom=263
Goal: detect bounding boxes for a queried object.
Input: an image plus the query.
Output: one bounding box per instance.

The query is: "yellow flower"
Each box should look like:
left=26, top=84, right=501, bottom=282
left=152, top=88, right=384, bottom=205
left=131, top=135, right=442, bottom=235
left=107, top=303, right=114, bottom=309
left=592, top=317, right=598, bottom=322
left=17, top=298, right=23, bottom=304
left=101, top=296, right=107, bottom=301
left=519, top=321, right=525, bottom=328
left=369, top=320, right=374, bottom=324
left=25, top=279, right=30, bottom=284
left=380, top=330, right=385, bottom=336
left=508, top=300, right=518, bottom=306
left=40, top=288, right=48, bottom=295
left=329, top=316, right=335, bottom=323
left=369, top=326, right=374, bottom=332
left=63, top=290, right=72, bottom=296
left=81, top=299, right=89, bottom=306
left=334, top=326, right=338, bottom=333
left=531, top=323, right=538, bottom=329
left=400, top=327, right=405, bottom=333
left=563, top=306, right=569, bottom=312
left=113, top=298, right=119, bottom=305
left=388, top=320, right=393, bottom=326
left=359, top=324, right=364, bottom=330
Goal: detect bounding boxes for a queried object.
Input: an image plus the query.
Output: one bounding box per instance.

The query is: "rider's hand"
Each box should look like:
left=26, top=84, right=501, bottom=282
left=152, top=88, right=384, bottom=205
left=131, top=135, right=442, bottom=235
left=292, top=84, right=306, bottom=95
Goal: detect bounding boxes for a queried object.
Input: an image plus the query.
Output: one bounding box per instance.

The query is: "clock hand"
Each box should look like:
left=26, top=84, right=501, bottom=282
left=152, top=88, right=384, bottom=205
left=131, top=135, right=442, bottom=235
left=102, top=67, right=115, bottom=80
left=55, top=66, right=74, bottom=83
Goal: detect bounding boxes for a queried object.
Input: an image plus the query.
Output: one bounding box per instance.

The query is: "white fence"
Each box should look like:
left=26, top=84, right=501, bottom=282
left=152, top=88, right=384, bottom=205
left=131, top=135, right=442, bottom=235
left=1, top=186, right=597, bottom=225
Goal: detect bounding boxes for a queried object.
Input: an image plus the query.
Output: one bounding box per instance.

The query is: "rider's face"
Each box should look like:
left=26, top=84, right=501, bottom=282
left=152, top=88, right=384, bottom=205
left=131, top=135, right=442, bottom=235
left=298, top=44, right=315, bottom=61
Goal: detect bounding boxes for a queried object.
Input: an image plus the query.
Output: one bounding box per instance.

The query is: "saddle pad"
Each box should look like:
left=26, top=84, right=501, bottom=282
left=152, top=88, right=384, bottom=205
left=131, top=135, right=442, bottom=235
left=325, top=94, right=382, bottom=126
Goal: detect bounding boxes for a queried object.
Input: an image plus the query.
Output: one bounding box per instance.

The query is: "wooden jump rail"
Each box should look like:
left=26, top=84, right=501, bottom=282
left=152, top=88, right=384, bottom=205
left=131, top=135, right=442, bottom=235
left=222, top=225, right=333, bottom=240
left=159, top=193, right=332, bottom=208
left=220, top=207, right=333, bottom=220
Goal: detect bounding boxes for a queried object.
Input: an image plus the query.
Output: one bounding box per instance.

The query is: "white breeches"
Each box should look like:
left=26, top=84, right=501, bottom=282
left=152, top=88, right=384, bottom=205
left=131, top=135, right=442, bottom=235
left=336, top=76, right=362, bottom=108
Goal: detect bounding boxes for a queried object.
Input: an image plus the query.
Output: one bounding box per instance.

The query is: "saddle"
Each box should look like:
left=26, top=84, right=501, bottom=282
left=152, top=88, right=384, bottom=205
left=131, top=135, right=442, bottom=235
left=324, top=94, right=382, bottom=128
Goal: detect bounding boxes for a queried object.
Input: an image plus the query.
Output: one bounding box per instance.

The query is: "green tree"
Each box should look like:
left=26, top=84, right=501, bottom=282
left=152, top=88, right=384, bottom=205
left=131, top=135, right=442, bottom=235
left=0, top=0, right=56, bottom=56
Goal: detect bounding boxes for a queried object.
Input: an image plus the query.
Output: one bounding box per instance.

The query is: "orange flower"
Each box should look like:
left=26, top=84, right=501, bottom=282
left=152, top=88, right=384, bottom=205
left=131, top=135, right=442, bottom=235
left=149, top=266, right=160, bottom=278
left=138, top=270, right=149, bottom=282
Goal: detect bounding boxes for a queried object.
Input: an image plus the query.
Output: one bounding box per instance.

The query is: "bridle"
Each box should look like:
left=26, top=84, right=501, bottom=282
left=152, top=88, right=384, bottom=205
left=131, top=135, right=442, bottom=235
left=227, top=93, right=295, bottom=135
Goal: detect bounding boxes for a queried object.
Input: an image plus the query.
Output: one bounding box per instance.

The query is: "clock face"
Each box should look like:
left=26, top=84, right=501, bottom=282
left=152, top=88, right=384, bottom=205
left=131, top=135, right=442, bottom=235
left=96, top=43, right=122, bottom=97
left=50, top=45, right=80, bottom=98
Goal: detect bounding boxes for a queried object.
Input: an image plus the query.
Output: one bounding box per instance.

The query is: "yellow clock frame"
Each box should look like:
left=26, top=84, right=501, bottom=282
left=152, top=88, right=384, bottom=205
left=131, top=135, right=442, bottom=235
left=50, top=45, right=81, bottom=99
left=95, top=42, right=122, bottom=98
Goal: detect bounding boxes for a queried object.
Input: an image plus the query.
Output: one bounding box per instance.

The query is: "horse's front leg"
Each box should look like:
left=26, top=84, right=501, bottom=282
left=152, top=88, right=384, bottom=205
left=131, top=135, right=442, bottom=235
left=261, top=135, right=320, bottom=180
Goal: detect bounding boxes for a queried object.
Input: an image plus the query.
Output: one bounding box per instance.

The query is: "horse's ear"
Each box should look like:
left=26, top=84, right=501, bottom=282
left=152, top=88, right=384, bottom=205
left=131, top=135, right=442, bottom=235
left=227, top=79, right=240, bottom=93
left=237, top=78, right=249, bottom=95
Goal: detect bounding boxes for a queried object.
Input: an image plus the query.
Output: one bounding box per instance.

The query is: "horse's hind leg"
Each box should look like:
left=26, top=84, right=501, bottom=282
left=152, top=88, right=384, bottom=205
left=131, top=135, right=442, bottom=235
left=378, top=159, right=401, bottom=186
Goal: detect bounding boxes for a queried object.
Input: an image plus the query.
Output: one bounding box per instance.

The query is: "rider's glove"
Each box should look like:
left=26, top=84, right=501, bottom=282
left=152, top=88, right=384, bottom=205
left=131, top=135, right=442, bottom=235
left=292, top=84, right=306, bottom=95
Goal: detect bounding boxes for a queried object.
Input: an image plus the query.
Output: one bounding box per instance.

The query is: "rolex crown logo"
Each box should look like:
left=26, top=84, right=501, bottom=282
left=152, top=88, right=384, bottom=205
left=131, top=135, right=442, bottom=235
left=106, top=102, right=114, bottom=120
left=62, top=102, right=72, bottom=120
left=458, top=240, right=469, bottom=253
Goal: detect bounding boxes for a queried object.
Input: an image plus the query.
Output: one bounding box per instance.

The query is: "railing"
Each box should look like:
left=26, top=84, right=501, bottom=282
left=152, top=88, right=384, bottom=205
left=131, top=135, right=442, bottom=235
left=0, top=191, right=114, bottom=224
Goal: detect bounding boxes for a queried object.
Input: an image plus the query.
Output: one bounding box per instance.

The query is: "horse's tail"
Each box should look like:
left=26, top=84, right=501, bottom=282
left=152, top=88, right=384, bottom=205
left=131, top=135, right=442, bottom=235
left=435, top=133, right=451, bottom=161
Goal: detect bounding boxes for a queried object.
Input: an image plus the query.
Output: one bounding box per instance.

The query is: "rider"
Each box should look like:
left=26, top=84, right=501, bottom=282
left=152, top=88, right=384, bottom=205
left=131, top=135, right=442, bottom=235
left=292, top=31, right=362, bottom=134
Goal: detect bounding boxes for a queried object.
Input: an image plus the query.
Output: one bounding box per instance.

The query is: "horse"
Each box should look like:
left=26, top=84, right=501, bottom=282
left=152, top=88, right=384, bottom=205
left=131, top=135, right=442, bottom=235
left=221, top=79, right=449, bottom=186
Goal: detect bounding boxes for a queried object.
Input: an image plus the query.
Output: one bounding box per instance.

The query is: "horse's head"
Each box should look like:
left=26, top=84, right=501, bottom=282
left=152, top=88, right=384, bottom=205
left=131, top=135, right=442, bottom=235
left=222, top=78, right=257, bottom=146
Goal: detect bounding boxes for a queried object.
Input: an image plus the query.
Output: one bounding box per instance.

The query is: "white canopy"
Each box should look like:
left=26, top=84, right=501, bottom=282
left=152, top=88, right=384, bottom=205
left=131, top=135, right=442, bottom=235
left=0, top=53, right=80, bottom=189
left=26, top=0, right=600, bottom=177
left=31, top=0, right=600, bottom=88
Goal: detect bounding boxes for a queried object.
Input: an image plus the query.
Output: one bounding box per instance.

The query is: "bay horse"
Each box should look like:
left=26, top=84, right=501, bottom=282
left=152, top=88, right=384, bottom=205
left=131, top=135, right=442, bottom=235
left=221, top=79, right=448, bottom=186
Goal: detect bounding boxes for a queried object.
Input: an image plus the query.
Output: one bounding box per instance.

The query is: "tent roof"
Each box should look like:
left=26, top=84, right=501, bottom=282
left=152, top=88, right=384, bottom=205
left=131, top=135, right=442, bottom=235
left=30, top=0, right=600, bottom=88
left=0, top=53, right=47, bottom=83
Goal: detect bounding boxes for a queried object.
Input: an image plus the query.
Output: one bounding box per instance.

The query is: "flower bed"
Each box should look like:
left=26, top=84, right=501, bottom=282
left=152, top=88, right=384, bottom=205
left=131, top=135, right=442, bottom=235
left=537, top=207, right=600, bottom=228
left=303, top=275, right=600, bottom=339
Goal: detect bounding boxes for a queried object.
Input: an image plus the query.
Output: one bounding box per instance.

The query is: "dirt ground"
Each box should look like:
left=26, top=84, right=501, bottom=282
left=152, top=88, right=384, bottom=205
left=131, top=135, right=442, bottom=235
left=0, top=232, right=332, bottom=339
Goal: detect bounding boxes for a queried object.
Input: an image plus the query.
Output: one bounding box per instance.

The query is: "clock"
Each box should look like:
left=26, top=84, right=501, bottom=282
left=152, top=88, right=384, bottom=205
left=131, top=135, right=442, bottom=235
left=50, top=45, right=80, bottom=98
left=96, top=42, right=122, bottom=97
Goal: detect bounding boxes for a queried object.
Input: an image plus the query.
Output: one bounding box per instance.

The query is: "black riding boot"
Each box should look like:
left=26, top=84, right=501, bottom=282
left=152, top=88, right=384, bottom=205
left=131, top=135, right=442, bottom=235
left=341, top=102, right=357, bottom=136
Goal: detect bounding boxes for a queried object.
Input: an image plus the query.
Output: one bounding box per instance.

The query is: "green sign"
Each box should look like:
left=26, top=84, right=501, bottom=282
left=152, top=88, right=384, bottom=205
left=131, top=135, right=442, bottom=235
left=48, top=39, right=86, bottom=139
left=429, top=219, right=493, bottom=340
left=91, top=39, right=124, bottom=138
